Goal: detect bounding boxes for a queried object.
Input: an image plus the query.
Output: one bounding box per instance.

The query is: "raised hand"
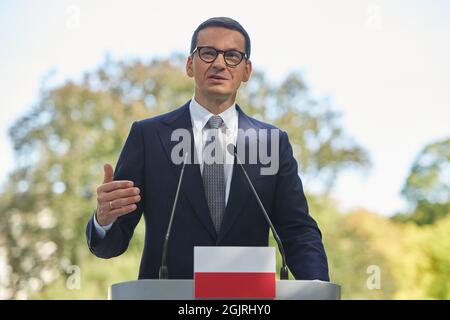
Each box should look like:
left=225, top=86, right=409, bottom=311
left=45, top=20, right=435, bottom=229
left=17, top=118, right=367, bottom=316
left=95, top=163, right=141, bottom=226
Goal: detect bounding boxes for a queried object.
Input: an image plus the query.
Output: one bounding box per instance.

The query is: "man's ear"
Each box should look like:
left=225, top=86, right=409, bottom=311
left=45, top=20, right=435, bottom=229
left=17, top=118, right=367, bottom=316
left=186, top=56, right=194, bottom=78
left=242, top=60, right=252, bottom=82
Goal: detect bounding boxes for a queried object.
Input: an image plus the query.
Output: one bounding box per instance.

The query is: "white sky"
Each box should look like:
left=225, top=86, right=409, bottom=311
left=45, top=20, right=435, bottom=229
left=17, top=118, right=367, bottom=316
left=0, top=0, right=449, bottom=216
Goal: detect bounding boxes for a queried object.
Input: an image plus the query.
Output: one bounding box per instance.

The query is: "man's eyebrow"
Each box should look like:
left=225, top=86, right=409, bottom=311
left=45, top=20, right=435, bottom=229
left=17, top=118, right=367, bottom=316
left=198, top=45, right=244, bottom=51
left=226, top=47, right=244, bottom=52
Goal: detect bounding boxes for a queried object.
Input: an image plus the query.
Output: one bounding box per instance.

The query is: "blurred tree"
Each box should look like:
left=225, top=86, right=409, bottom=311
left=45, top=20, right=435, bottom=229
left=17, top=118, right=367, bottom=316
left=344, top=209, right=450, bottom=299
left=334, top=209, right=398, bottom=299
left=388, top=215, right=450, bottom=299
left=423, top=215, right=450, bottom=298
left=239, top=71, right=371, bottom=193
left=0, top=54, right=369, bottom=299
left=393, top=137, right=450, bottom=225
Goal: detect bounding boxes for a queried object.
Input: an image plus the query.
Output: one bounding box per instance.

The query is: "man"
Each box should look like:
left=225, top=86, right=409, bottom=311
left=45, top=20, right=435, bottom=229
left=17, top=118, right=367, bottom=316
left=86, top=17, right=329, bottom=281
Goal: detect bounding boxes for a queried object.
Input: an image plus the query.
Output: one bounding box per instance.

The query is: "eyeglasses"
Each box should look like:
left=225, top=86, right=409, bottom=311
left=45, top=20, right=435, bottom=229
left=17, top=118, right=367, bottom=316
left=192, top=46, right=247, bottom=67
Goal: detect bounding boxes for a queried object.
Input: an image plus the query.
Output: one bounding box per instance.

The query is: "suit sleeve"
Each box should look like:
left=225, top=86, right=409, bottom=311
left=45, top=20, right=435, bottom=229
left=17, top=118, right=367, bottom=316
left=272, top=130, right=330, bottom=281
left=86, top=121, right=145, bottom=258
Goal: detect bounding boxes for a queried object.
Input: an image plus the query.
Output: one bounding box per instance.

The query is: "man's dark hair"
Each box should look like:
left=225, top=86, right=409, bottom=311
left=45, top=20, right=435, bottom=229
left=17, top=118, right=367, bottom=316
left=190, top=17, right=251, bottom=59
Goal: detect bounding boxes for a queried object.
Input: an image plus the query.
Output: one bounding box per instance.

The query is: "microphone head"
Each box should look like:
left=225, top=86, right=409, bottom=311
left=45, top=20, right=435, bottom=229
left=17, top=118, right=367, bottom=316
left=226, top=143, right=236, bottom=156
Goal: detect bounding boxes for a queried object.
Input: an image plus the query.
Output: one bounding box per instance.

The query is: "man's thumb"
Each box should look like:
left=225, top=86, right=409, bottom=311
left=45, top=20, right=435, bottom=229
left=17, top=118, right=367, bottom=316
left=103, top=163, right=114, bottom=183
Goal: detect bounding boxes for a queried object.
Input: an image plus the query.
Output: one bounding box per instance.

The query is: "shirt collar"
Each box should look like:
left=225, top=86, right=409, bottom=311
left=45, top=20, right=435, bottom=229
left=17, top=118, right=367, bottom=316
left=189, top=97, right=237, bottom=131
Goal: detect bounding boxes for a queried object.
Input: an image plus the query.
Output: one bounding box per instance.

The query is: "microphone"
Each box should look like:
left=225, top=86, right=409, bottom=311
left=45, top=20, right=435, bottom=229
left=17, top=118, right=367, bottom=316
left=227, top=144, right=290, bottom=280
left=159, top=152, right=189, bottom=279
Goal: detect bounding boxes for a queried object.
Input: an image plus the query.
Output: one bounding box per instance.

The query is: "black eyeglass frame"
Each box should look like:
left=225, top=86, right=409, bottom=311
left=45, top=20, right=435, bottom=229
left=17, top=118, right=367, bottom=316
left=191, top=46, right=248, bottom=67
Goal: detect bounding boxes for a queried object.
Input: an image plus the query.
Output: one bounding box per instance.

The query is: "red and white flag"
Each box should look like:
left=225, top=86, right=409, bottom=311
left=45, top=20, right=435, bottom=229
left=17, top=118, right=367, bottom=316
left=194, top=246, right=276, bottom=299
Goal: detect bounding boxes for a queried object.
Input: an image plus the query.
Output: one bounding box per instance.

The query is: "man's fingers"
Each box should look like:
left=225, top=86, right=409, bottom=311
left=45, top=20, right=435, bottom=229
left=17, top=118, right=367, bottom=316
left=109, top=204, right=137, bottom=218
left=108, top=195, right=141, bottom=208
left=98, top=193, right=140, bottom=216
left=98, top=187, right=140, bottom=202
left=103, top=163, right=114, bottom=184
left=98, top=180, right=134, bottom=193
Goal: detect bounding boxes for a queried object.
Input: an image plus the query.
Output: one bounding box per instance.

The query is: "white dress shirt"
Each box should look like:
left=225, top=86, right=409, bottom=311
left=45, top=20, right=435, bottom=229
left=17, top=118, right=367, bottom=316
left=94, top=97, right=238, bottom=238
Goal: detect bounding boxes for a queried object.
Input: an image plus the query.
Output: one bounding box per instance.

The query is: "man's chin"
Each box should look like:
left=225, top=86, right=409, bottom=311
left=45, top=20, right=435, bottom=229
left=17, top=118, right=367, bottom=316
left=205, top=88, right=232, bottom=97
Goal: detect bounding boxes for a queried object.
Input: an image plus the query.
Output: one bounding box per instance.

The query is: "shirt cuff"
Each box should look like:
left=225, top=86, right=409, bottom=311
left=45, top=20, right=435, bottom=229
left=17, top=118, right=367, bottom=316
left=93, top=211, right=113, bottom=239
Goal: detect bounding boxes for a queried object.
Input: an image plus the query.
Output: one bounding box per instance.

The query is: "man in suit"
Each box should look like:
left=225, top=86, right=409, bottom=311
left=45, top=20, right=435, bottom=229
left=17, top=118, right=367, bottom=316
left=86, top=17, right=330, bottom=281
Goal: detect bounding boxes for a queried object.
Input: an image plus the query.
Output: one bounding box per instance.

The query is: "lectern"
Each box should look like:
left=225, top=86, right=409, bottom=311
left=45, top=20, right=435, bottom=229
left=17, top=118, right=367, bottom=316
left=110, top=247, right=339, bottom=300
left=109, top=279, right=341, bottom=300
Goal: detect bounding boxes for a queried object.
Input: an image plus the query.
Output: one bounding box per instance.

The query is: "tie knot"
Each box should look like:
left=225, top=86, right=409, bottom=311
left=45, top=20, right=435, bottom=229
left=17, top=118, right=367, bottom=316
left=205, top=115, right=224, bottom=129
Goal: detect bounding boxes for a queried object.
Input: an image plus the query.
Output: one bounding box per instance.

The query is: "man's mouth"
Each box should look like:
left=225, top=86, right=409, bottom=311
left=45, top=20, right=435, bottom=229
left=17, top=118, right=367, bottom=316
left=208, top=74, right=228, bottom=80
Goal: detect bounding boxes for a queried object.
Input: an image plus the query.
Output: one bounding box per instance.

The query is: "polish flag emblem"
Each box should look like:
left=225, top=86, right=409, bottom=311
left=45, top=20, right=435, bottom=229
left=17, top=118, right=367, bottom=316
left=194, top=246, right=276, bottom=299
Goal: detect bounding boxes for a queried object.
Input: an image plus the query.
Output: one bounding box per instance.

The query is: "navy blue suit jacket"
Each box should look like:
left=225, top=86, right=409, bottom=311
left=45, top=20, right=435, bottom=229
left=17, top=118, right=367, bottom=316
left=86, top=101, right=329, bottom=281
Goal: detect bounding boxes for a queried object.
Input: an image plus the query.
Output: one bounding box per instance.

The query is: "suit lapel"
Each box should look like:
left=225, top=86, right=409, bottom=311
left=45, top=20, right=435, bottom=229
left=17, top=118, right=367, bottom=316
left=217, top=105, right=262, bottom=242
left=158, top=101, right=217, bottom=240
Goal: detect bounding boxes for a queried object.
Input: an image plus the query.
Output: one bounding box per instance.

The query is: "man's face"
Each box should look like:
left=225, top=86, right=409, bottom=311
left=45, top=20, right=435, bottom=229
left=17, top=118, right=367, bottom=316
left=186, top=27, right=252, bottom=103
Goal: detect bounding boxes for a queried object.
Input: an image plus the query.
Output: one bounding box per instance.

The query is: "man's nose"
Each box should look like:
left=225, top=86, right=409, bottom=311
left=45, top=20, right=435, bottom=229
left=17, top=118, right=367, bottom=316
left=211, top=52, right=227, bottom=69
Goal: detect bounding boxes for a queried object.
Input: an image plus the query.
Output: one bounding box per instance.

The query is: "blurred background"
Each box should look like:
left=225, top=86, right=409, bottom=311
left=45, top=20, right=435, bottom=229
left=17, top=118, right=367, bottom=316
left=0, top=0, right=449, bottom=299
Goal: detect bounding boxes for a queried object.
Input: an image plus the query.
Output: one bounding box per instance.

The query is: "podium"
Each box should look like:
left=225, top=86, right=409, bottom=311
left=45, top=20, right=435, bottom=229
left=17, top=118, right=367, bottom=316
left=110, top=279, right=341, bottom=300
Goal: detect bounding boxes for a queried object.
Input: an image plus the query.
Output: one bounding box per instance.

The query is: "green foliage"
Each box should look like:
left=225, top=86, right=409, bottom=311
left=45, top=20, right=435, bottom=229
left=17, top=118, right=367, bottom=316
left=393, top=137, right=450, bottom=225
left=238, top=71, right=371, bottom=193
left=1, top=55, right=192, bottom=298
left=391, top=215, right=450, bottom=299
left=310, top=200, right=397, bottom=299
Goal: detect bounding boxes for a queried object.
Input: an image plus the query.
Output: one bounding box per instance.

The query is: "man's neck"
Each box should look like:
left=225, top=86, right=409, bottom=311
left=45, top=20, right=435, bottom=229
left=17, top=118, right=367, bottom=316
left=194, top=93, right=236, bottom=115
